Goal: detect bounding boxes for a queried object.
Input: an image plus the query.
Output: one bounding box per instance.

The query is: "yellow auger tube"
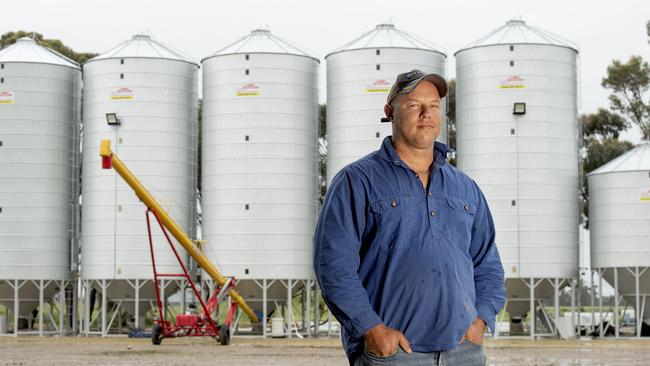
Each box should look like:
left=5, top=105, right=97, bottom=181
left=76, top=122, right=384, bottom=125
left=100, top=139, right=260, bottom=324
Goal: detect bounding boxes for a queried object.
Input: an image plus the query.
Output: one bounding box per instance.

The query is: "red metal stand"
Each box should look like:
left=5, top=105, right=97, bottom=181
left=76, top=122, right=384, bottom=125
left=145, top=208, right=238, bottom=345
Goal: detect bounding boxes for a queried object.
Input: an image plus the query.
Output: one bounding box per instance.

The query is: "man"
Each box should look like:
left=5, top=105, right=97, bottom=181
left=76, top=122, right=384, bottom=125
left=314, top=70, right=505, bottom=365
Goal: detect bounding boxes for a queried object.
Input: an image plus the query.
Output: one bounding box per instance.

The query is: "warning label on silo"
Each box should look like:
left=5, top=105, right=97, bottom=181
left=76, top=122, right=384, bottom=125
left=111, top=87, right=134, bottom=100
left=236, top=83, right=261, bottom=96
left=499, top=76, right=526, bottom=89
left=366, top=80, right=392, bottom=93
left=0, top=91, right=15, bottom=104
left=640, top=187, right=650, bottom=201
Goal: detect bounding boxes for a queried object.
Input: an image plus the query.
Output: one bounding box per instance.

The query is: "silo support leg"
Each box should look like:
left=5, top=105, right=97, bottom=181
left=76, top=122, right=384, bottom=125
left=38, top=280, right=45, bottom=337
left=549, top=278, right=559, bottom=337
left=314, top=283, right=320, bottom=337
left=306, top=279, right=312, bottom=337
left=180, top=280, right=186, bottom=315
left=287, top=279, right=292, bottom=339
left=13, top=280, right=20, bottom=337
left=301, top=281, right=306, bottom=332
left=614, top=268, right=619, bottom=338
left=134, top=279, right=140, bottom=330
left=58, top=280, right=65, bottom=335
left=635, top=267, right=648, bottom=338
left=590, top=271, right=595, bottom=336
left=570, top=279, right=576, bottom=338
left=263, top=279, right=268, bottom=338
left=101, top=279, right=107, bottom=337
left=523, top=278, right=541, bottom=339
left=598, top=269, right=604, bottom=337
left=84, top=280, right=91, bottom=335
left=641, top=294, right=647, bottom=337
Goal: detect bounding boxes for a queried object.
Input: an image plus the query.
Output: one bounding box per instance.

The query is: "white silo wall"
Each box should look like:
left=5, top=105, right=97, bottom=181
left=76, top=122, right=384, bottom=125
left=589, top=143, right=650, bottom=322
left=456, top=43, right=579, bottom=281
left=0, top=38, right=80, bottom=319
left=325, top=24, right=447, bottom=184
left=201, top=53, right=319, bottom=281
left=80, top=36, right=198, bottom=318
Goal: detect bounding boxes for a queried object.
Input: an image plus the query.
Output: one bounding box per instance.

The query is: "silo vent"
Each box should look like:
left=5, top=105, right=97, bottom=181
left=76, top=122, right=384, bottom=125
left=132, top=34, right=152, bottom=41
left=375, top=23, right=396, bottom=30
left=506, top=19, right=526, bottom=26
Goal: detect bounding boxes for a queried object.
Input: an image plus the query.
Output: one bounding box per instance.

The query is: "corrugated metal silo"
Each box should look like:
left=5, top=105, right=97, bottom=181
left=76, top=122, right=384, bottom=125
left=201, top=29, right=319, bottom=332
left=0, top=37, right=80, bottom=334
left=455, top=20, right=580, bottom=334
left=325, top=23, right=447, bottom=184
left=589, top=143, right=650, bottom=336
left=80, top=34, right=198, bottom=334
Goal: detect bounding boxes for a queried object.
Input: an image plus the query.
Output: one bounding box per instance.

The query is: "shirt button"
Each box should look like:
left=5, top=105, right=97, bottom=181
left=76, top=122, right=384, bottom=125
left=431, top=210, right=436, bottom=217
left=391, top=201, right=397, bottom=208
left=427, top=192, right=432, bottom=197
left=464, top=204, right=469, bottom=211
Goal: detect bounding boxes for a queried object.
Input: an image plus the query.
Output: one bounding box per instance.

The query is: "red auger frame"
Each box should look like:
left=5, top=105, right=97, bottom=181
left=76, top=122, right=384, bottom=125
left=145, top=208, right=238, bottom=345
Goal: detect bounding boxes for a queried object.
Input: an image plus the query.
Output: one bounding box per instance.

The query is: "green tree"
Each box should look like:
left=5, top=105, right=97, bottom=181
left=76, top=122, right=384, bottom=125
left=446, top=79, right=456, bottom=166
left=1, top=31, right=97, bottom=64
left=582, top=108, right=629, bottom=140
left=579, top=110, right=633, bottom=227
left=601, top=55, right=650, bottom=140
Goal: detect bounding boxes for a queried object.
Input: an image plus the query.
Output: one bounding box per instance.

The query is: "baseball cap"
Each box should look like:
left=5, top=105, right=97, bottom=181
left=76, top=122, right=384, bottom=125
left=386, top=69, right=448, bottom=105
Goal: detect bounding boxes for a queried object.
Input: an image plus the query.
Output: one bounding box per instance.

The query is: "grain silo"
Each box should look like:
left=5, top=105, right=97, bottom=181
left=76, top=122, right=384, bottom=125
left=201, top=29, right=319, bottom=336
left=80, top=34, right=198, bottom=335
left=325, top=23, right=447, bottom=184
left=0, top=37, right=80, bottom=335
left=455, top=20, right=580, bottom=337
left=589, top=143, right=650, bottom=337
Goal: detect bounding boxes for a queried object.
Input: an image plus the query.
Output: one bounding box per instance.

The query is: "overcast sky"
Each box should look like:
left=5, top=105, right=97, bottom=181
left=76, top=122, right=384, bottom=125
left=6, top=0, right=649, bottom=142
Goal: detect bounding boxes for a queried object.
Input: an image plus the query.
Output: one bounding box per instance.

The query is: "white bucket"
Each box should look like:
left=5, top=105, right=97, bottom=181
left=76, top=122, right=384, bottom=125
left=271, top=316, right=285, bottom=337
left=0, top=315, right=6, bottom=334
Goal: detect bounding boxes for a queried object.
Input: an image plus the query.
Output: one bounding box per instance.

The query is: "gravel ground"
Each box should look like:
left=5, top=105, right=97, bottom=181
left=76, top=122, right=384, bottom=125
left=0, top=336, right=649, bottom=365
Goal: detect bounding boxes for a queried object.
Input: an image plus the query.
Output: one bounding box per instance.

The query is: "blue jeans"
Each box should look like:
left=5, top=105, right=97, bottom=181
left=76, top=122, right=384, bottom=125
left=354, top=340, right=486, bottom=366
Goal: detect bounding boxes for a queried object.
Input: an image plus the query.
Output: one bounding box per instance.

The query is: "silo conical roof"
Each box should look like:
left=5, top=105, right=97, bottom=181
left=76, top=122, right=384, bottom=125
left=326, top=23, right=446, bottom=57
left=456, top=19, right=578, bottom=54
left=87, top=34, right=198, bottom=66
left=205, top=28, right=318, bottom=61
left=0, top=37, right=80, bottom=69
left=588, top=142, right=650, bottom=175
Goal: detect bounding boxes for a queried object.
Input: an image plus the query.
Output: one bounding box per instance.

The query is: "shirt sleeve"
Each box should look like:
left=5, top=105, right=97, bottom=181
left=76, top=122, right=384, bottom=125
left=313, top=169, right=383, bottom=339
left=468, top=183, right=506, bottom=333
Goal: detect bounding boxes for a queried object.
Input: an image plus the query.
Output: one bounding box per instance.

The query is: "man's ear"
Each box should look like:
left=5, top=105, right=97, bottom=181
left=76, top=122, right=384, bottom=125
left=384, top=104, right=393, bottom=121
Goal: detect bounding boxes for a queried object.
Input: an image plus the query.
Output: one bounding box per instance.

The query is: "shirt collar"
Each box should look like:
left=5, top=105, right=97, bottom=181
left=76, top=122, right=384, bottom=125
left=378, top=136, right=449, bottom=167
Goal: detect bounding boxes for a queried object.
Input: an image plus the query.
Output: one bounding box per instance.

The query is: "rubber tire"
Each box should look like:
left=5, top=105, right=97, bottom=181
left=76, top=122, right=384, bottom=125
left=152, top=324, right=163, bottom=345
left=219, top=326, right=230, bottom=346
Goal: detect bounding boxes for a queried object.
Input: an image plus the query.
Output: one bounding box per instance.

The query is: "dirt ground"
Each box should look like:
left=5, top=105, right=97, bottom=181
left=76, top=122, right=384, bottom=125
left=0, top=336, right=649, bottom=366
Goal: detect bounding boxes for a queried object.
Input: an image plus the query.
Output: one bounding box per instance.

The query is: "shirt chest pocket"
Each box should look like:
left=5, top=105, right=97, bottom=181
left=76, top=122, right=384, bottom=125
left=444, top=197, right=476, bottom=251
left=369, top=194, right=416, bottom=253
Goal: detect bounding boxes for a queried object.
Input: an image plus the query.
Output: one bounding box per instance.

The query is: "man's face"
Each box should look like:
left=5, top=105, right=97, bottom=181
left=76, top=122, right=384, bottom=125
left=386, top=80, right=442, bottom=149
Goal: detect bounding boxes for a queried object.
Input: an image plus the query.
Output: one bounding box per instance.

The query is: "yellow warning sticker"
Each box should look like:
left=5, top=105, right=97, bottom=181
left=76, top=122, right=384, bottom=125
left=499, top=76, right=526, bottom=89
left=640, top=187, right=650, bottom=201
left=111, top=87, right=134, bottom=100
left=0, top=91, right=15, bottom=104
left=366, top=79, right=392, bottom=93
left=236, top=83, right=261, bottom=96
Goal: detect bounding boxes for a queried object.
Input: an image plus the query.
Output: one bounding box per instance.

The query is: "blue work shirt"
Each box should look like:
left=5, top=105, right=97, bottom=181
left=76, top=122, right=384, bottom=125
left=314, top=136, right=505, bottom=363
